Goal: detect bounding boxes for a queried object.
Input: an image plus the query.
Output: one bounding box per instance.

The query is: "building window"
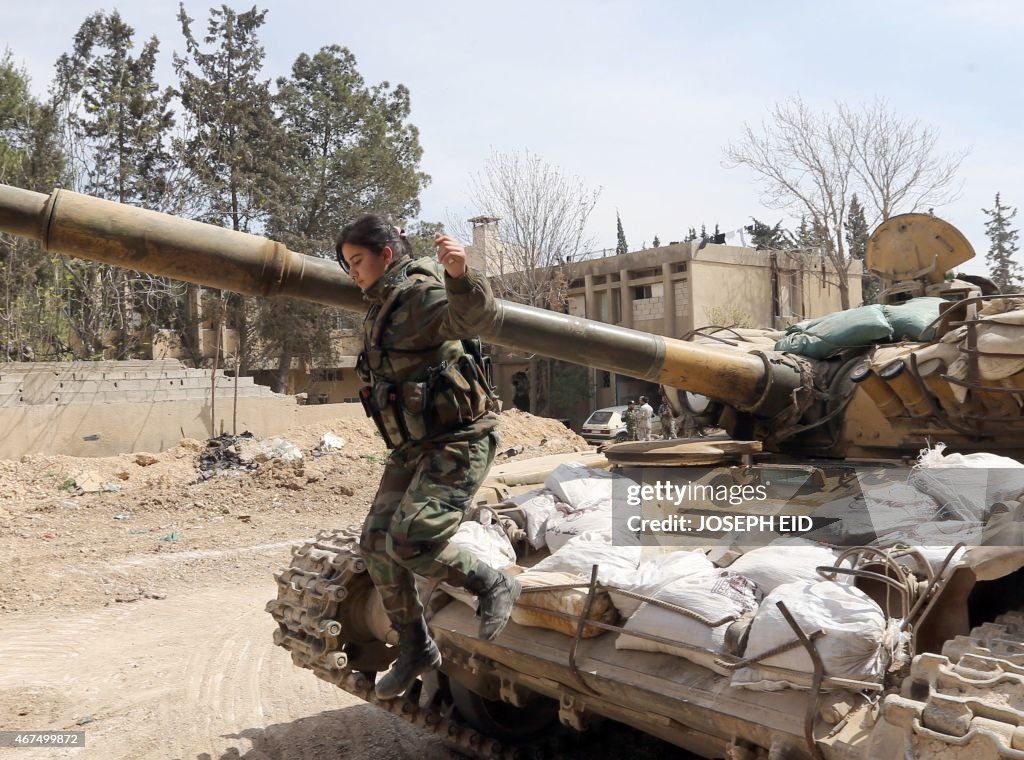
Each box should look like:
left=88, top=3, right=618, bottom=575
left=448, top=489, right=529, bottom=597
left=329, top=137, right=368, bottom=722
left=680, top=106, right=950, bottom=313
left=629, top=267, right=659, bottom=280
left=599, top=370, right=611, bottom=388
left=673, top=262, right=688, bottom=273
left=569, top=278, right=584, bottom=289
left=634, top=285, right=653, bottom=300
left=315, top=369, right=342, bottom=382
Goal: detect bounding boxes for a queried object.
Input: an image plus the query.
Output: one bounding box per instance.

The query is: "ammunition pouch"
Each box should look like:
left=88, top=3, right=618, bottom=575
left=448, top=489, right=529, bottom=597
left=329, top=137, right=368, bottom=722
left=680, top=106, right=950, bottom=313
left=360, top=353, right=497, bottom=449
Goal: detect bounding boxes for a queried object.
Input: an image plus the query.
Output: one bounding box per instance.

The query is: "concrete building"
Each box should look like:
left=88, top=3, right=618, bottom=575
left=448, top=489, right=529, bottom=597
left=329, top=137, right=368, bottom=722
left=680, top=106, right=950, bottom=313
left=489, top=240, right=862, bottom=423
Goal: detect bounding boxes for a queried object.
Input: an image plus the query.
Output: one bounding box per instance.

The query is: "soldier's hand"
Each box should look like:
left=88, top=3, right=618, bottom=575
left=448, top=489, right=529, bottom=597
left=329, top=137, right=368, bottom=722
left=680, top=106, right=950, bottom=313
left=435, top=234, right=467, bottom=278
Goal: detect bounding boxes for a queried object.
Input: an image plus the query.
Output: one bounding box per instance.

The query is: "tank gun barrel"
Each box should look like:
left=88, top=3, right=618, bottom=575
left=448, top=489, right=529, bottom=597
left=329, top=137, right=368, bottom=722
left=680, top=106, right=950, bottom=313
left=0, top=184, right=802, bottom=414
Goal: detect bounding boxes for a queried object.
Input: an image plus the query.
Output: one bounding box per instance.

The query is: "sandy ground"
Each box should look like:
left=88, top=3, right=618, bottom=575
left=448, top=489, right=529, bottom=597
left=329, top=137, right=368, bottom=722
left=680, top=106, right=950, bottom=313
left=0, top=411, right=690, bottom=759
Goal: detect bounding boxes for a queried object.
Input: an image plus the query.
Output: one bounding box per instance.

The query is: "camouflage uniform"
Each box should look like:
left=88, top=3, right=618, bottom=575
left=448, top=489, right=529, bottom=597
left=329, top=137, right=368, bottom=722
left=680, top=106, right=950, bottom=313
left=356, top=256, right=500, bottom=627
left=623, top=404, right=638, bottom=441
left=658, top=401, right=677, bottom=440
left=361, top=433, right=498, bottom=624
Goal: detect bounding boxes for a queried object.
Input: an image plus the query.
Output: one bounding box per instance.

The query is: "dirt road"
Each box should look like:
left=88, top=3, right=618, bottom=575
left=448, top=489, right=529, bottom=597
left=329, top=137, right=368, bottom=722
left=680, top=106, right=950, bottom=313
left=1, top=562, right=460, bottom=760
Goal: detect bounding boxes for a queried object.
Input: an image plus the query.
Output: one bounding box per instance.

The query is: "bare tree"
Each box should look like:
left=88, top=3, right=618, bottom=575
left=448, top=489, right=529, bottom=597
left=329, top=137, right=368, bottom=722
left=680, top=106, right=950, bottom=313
left=724, top=97, right=966, bottom=308
left=467, top=149, right=600, bottom=414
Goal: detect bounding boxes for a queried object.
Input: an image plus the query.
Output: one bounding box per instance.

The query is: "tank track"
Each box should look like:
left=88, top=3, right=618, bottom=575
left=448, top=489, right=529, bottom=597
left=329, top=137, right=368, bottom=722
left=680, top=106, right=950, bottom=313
left=266, top=527, right=564, bottom=760
left=879, top=610, right=1024, bottom=758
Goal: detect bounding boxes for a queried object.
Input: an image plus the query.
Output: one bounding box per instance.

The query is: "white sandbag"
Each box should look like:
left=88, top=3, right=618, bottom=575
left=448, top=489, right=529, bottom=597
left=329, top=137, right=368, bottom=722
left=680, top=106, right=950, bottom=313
left=615, top=570, right=760, bottom=676
left=544, top=507, right=614, bottom=551
left=448, top=520, right=517, bottom=570
left=726, top=545, right=839, bottom=594
left=545, top=462, right=616, bottom=512
left=529, top=531, right=641, bottom=586
left=509, top=489, right=562, bottom=549
left=821, top=482, right=942, bottom=543
left=608, top=550, right=716, bottom=618
left=732, top=580, right=904, bottom=691
left=913, top=443, right=1024, bottom=520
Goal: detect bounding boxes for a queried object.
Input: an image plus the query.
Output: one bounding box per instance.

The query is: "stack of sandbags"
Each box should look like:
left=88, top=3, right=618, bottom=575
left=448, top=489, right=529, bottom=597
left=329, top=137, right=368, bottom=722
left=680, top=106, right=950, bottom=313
left=606, top=549, right=716, bottom=618
left=542, top=463, right=639, bottom=550
left=511, top=531, right=638, bottom=637
left=731, top=580, right=907, bottom=691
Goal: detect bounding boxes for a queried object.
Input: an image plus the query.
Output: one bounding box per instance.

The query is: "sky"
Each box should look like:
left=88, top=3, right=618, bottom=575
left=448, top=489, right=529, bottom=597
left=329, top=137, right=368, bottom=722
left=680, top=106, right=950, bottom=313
left=4, top=0, right=1023, bottom=277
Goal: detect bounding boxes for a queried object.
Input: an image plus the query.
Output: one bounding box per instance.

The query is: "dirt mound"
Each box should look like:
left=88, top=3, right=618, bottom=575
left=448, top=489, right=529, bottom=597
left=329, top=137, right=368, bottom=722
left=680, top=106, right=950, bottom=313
left=0, top=409, right=589, bottom=510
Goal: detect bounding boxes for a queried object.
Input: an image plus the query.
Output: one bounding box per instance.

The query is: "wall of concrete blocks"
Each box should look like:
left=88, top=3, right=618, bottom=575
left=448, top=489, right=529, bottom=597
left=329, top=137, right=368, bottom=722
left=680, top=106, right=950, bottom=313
left=0, top=360, right=365, bottom=458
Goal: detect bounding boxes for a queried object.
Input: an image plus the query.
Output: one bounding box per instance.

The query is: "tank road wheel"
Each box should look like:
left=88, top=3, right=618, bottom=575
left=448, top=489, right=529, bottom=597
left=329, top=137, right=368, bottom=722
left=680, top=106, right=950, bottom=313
left=448, top=679, right=559, bottom=743
left=333, top=571, right=394, bottom=673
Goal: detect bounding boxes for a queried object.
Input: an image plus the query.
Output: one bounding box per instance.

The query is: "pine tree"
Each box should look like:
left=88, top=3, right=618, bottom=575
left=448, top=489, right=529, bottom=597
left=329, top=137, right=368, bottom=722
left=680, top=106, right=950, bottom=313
left=53, top=12, right=178, bottom=358
left=174, top=5, right=280, bottom=233
left=652, top=235, right=661, bottom=248
left=259, top=44, right=431, bottom=388
left=845, top=194, right=878, bottom=303
left=54, top=12, right=175, bottom=207
left=983, top=193, right=1023, bottom=293
left=684, top=227, right=697, bottom=242
left=615, top=212, right=628, bottom=255
left=745, top=218, right=790, bottom=250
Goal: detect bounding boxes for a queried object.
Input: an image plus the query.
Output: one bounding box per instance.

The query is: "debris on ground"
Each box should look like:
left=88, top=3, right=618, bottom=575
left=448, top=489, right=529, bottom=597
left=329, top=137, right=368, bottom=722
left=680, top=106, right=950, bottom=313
left=311, top=432, right=346, bottom=457
left=196, top=432, right=258, bottom=480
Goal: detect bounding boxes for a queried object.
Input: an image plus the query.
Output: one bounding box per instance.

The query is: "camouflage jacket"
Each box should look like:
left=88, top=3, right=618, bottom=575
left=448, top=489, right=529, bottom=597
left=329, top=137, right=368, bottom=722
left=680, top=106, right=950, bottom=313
left=360, top=256, right=499, bottom=444
left=623, top=408, right=638, bottom=435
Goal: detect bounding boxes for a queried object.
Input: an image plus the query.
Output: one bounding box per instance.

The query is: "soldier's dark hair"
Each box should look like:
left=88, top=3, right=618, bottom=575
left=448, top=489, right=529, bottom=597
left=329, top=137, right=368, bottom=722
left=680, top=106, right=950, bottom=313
left=335, top=213, right=412, bottom=272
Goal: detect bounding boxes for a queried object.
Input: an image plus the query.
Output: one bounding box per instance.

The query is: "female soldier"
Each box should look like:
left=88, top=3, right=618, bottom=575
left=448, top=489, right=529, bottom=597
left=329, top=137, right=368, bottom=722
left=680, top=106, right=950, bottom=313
left=336, top=214, right=520, bottom=700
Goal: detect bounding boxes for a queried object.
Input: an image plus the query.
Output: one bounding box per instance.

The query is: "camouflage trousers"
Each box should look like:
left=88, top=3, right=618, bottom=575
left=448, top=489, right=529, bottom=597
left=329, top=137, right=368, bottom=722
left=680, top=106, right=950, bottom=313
left=360, top=433, right=497, bottom=626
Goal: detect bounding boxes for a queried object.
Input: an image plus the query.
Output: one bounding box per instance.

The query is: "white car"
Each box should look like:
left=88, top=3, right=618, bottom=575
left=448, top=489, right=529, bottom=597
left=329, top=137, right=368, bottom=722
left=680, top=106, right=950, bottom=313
left=579, top=405, right=660, bottom=445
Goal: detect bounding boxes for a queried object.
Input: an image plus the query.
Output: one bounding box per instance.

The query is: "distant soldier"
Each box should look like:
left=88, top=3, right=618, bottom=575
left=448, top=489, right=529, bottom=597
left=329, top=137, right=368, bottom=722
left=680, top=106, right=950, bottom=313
left=637, top=395, right=654, bottom=441
left=623, top=400, right=638, bottom=441
left=657, top=396, right=676, bottom=440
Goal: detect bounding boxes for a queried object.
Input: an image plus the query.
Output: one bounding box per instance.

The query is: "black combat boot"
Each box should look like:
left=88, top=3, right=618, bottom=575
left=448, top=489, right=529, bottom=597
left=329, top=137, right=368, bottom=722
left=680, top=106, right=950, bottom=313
left=464, top=564, right=522, bottom=641
left=374, top=617, right=442, bottom=700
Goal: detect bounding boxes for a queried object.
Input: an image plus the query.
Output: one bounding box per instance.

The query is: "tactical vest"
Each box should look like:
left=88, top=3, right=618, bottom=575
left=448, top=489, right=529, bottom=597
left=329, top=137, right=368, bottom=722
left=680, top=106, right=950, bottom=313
left=357, top=258, right=499, bottom=448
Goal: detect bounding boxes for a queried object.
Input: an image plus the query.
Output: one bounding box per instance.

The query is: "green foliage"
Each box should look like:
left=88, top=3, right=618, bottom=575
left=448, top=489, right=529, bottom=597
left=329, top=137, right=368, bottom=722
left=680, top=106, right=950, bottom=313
left=652, top=235, right=660, bottom=248
left=406, top=221, right=445, bottom=259
left=746, top=217, right=790, bottom=250
left=0, top=51, right=69, bottom=362
left=3, top=7, right=431, bottom=374
left=54, top=11, right=175, bottom=206
left=615, top=212, right=628, bottom=255
left=52, top=12, right=183, bottom=360
left=269, top=44, right=428, bottom=254
left=845, top=194, right=879, bottom=304
left=983, top=193, right=1023, bottom=293
left=174, top=4, right=280, bottom=233
left=703, top=304, right=755, bottom=328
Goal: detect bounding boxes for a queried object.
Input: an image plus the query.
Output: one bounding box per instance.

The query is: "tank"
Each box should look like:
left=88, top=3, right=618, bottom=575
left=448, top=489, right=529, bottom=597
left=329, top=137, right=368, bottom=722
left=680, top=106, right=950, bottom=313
left=3, top=182, right=1024, bottom=759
